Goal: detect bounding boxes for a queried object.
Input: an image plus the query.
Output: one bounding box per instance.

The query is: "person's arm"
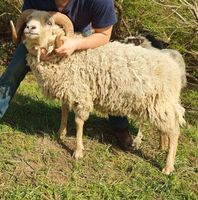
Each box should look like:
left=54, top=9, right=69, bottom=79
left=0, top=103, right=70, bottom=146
left=54, top=26, right=113, bottom=56
left=35, top=0, right=117, bottom=60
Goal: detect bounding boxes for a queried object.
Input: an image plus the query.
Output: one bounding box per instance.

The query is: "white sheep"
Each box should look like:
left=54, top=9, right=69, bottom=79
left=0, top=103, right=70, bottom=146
left=11, top=10, right=185, bottom=175
left=124, top=35, right=187, bottom=150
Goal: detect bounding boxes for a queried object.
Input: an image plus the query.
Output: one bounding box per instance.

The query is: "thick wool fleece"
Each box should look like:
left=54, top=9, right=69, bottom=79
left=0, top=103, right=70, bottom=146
left=26, top=41, right=185, bottom=134
left=161, top=49, right=187, bottom=87
left=130, top=36, right=186, bottom=88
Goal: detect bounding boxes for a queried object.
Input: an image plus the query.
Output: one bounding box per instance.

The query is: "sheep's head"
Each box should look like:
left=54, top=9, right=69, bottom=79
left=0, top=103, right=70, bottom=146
left=23, top=11, right=55, bottom=41
left=10, top=10, right=74, bottom=47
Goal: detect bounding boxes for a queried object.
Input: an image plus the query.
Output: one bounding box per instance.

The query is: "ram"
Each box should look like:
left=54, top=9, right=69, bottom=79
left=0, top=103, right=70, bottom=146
left=11, top=10, right=185, bottom=175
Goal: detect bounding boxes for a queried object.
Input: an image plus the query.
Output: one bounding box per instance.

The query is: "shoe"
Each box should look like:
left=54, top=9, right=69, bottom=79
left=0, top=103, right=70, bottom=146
left=112, top=128, right=132, bottom=151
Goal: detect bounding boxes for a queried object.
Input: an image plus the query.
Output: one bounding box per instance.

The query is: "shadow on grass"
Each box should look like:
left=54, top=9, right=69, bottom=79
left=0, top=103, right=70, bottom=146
left=2, top=92, right=163, bottom=170
left=3, top=93, right=61, bottom=135
left=2, top=93, right=115, bottom=150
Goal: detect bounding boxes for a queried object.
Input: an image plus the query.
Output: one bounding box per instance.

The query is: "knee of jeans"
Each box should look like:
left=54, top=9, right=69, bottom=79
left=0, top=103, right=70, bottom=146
left=6, top=43, right=30, bottom=78
left=4, top=65, right=29, bottom=84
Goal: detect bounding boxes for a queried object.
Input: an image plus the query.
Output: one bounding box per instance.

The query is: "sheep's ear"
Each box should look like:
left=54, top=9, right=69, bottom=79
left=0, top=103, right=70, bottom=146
left=55, top=35, right=64, bottom=48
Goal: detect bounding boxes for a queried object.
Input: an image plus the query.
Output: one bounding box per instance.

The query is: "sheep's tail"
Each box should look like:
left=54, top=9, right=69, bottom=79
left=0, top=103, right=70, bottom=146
left=175, top=102, right=186, bottom=127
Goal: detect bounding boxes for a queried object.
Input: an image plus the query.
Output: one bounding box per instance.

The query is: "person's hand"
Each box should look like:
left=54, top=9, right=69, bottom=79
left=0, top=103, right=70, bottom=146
left=28, top=48, right=54, bottom=61
left=54, top=36, right=79, bottom=56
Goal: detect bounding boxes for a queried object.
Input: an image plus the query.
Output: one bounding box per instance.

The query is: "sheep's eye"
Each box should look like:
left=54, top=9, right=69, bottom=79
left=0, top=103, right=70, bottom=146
left=46, top=21, right=52, bottom=26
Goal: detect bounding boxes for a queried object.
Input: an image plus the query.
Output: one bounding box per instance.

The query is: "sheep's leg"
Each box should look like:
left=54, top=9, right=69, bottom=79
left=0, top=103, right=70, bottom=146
left=58, top=103, right=69, bottom=140
left=73, top=116, right=84, bottom=159
left=162, top=129, right=180, bottom=175
left=160, top=134, right=169, bottom=150
left=132, top=126, right=143, bottom=149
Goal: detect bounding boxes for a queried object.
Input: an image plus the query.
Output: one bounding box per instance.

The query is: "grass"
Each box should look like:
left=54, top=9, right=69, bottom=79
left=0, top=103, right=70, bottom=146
left=0, top=69, right=197, bottom=200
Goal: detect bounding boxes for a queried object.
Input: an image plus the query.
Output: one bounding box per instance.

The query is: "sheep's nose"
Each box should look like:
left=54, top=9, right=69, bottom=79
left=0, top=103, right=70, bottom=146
left=26, top=25, right=37, bottom=30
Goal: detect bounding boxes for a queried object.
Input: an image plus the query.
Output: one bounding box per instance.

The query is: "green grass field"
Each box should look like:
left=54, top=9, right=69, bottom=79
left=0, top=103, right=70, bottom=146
left=0, top=69, right=197, bottom=200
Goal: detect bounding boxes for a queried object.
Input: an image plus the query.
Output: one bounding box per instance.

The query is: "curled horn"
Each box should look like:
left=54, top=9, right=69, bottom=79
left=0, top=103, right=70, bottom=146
left=10, top=20, right=17, bottom=44
left=50, top=12, right=74, bottom=48
left=10, top=9, right=34, bottom=45
left=50, top=12, right=74, bottom=37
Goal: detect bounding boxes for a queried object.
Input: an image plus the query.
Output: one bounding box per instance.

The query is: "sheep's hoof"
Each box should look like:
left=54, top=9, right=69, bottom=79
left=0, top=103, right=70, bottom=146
left=73, top=150, right=84, bottom=159
left=58, top=129, right=67, bottom=140
left=162, top=166, right=174, bottom=175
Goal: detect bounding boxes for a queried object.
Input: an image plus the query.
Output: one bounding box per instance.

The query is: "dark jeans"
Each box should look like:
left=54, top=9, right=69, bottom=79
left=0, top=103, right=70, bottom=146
left=0, top=43, right=30, bottom=118
left=0, top=42, right=129, bottom=131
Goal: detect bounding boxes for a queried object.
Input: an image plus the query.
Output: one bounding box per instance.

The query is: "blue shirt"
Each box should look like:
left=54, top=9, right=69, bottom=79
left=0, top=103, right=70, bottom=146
left=22, top=0, right=117, bottom=33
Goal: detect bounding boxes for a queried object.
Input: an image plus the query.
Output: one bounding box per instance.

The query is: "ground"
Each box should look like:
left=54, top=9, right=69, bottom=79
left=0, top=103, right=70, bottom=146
left=0, top=70, right=197, bottom=200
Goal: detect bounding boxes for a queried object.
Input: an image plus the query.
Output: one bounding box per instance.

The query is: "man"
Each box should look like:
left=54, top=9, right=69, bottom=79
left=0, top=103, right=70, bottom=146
left=0, top=0, right=132, bottom=150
